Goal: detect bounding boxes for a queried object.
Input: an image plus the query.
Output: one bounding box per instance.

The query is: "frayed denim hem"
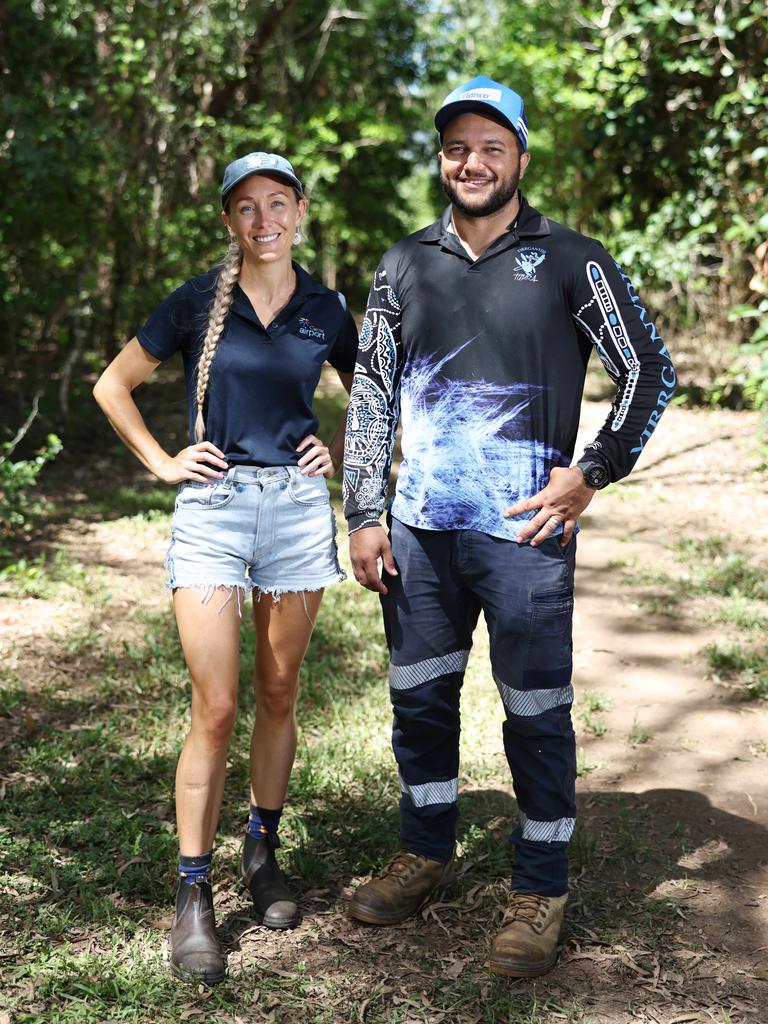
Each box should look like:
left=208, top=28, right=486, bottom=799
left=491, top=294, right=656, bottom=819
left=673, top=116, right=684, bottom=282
left=253, top=569, right=347, bottom=605
left=253, top=570, right=346, bottom=622
left=168, top=581, right=251, bottom=616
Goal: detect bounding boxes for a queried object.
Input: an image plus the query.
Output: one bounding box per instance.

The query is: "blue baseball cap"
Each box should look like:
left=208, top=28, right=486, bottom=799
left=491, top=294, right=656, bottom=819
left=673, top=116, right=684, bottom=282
left=434, top=76, right=529, bottom=151
left=220, top=152, right=303, bottom=208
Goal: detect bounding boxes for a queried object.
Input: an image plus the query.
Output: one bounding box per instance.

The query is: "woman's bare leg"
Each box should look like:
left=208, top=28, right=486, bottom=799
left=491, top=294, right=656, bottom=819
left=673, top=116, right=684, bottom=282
left=173, top=587, right=243, bottom=854
left=249, top=590, right=323, bottom=808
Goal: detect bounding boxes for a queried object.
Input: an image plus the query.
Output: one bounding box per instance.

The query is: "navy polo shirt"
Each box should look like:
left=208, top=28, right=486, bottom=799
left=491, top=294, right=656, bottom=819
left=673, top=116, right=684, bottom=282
left=137, top=262, right=358, bottom=466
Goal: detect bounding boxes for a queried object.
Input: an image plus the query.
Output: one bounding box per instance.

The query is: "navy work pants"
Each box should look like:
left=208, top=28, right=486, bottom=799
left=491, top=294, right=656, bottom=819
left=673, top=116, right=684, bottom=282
left=381, top=516, right=577, bottom=896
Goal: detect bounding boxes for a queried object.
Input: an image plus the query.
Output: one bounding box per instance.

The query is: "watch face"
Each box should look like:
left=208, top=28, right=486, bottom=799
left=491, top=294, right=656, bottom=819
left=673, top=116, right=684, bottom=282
left=586, top=464, right=609, bottom=488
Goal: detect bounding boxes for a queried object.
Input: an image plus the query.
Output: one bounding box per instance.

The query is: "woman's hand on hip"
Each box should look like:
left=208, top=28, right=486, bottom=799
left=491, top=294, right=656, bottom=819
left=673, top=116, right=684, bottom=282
left=297, top=435, right=335, bottom=477
left=156, top=442, right=228, bottom=484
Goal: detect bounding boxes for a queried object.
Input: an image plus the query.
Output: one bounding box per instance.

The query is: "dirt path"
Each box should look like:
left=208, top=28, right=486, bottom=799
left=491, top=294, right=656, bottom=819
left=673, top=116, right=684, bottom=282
left=573, top=402, right=768, bottom=802
left=2, top=400, right=767, bottom=1023
left=558, top=404, right=768, bottom=1021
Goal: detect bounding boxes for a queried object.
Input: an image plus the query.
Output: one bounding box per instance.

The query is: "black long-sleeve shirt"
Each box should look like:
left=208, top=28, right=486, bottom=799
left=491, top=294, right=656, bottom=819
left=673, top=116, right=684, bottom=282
left=343, top=195, right=676, bottom=538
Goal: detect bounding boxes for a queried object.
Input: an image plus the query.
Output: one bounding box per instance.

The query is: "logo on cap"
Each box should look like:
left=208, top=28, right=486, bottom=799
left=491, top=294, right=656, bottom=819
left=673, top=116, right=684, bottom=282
left=435, top=76, right=529, bottom=151
left=247, top=154, right=279, bottom=169
left=458, top=88, right=502, bottom=103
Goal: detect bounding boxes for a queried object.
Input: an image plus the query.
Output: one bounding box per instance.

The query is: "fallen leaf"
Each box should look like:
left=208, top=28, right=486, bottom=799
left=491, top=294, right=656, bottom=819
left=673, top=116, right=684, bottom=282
left=754, top=962, right=768, bottom=980
left=116, top=856, right=148, bottom=876
left=260, top=966, right=296, bottom=979
left=618, top=951, right=651, bottom=976
left=24, top=713, right=41, bottom=738
left=429, top=899, right=463, bottom=912
left=444, top=959, right=466, bottom=979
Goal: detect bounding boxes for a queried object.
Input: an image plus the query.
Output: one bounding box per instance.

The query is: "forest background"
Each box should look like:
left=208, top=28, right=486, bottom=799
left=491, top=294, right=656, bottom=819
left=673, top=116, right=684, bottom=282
left=1, top=0, right=767, bottom=530
left=1, top=5, right=768, bottom=1022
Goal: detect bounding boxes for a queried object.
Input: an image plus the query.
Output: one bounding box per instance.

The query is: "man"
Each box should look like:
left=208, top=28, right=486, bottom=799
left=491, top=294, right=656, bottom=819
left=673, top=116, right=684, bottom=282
left=342, top=75, right=675, bottom=977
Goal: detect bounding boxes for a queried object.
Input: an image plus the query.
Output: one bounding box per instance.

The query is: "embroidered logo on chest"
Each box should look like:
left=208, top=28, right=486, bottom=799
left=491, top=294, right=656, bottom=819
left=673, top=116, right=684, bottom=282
left=513, top=245, right=547, bottom=282
left=298, top=317, right=326, bottom=340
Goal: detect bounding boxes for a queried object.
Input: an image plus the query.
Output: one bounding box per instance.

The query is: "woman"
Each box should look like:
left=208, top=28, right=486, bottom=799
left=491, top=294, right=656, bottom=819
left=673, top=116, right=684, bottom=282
left=93, top=152, right=357, bottom=984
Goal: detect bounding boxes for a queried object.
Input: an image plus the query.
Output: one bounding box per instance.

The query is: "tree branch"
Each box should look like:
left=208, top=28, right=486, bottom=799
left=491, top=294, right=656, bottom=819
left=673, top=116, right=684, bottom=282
left=303, top=7, right=369, bottom=86
left=1, top=395, right=41, bottom=463
left=208, top=0, right=299, bottom=118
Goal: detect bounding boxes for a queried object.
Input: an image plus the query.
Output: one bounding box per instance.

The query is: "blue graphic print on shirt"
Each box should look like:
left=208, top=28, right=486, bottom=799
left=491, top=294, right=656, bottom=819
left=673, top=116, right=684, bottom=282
left=393, top=339, right=562, bottom=535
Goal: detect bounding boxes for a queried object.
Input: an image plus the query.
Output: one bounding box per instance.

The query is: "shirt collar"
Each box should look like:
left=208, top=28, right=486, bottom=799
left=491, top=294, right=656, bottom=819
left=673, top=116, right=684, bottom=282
left=231, top=260, right=326, bottom=327
left=292, top=261, right=327, bottom=298
left=418, top=191, right=551, bottom=248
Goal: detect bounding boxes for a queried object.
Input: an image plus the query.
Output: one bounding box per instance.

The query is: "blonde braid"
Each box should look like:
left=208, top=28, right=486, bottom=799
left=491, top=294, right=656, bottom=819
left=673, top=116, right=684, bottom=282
left=194, top=239, right=242, bottom=442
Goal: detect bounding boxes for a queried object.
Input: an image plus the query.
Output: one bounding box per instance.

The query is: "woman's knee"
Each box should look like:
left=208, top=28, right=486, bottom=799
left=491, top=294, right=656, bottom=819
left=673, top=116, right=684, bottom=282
left=254, top=670, right=299, bottom=722
left=191, top=694, right=238, bottom=746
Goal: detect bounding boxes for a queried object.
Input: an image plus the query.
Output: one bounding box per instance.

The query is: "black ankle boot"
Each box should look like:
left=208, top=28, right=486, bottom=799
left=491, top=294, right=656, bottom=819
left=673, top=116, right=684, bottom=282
left=240, top=832, right=300, bottom=929
left=170, top=879, right=226, bottom=984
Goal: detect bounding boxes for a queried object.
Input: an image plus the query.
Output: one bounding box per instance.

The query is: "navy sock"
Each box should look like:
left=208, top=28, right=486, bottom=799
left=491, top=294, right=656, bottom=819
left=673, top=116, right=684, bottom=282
left=246, top=804, right=282, bottom=840
left=178, top=851, right=212, bottom=886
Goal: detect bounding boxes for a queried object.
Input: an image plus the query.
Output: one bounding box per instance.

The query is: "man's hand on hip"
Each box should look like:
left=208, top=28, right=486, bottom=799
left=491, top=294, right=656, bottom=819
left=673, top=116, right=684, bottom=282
left=503, top=466, right=597, bottom=547
left=349, top=525, right=398, bottom=594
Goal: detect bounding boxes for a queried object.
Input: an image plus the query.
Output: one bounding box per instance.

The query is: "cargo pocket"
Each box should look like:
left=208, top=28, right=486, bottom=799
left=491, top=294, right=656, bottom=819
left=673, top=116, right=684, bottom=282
left=524, top=589, right=574, bottom=675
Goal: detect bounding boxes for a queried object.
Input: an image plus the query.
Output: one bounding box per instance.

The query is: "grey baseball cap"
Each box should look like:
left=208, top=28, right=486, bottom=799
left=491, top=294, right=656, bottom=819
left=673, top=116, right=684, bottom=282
left=220, top=152, right=304, bottom=207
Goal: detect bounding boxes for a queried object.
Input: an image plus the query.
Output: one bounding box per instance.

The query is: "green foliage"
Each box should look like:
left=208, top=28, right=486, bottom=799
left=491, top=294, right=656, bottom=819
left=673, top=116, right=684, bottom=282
left=0, top=433, right=62, bottom=556
left=0, top=548, right=101, bottom=600
left=436, top=0, right=768, bottom=409
left=730, top=298, right=768, bottom=414
left=3, top=0, right=768, bottom=441
left=1, top=0, right=436, bottom=411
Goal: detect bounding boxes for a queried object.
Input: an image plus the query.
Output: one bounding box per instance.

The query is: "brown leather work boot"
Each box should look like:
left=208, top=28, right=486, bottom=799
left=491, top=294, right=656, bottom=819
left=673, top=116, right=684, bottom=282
left=170, top=880, right=226, bottom=984
left=349, top=850, right=454, bottom=925
left=489, top=891, right=568, bottom=977
left=240, top=832, right=300, bottom=929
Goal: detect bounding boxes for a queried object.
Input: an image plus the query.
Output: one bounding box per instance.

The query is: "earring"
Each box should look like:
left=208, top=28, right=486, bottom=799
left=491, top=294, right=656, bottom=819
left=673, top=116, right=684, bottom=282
left=293, top=228, right=302, bottom=246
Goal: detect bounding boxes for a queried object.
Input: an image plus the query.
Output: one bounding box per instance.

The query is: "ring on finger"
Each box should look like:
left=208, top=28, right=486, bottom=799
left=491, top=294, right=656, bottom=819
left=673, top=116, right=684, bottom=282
left=547, top=516, right=560, bottom=528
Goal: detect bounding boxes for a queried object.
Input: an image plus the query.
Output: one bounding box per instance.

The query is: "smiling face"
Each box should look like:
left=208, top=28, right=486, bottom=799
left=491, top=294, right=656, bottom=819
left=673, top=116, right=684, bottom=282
left=221, top=173, right=307, bottom=265
left=439, top=112, right=530, bottom=219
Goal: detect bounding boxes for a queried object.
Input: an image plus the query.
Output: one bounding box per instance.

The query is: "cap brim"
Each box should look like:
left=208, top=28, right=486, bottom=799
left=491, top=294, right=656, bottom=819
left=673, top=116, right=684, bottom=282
left=221, top=168, right=303, bottom=207
left=435, top=101, right=523, bottom=146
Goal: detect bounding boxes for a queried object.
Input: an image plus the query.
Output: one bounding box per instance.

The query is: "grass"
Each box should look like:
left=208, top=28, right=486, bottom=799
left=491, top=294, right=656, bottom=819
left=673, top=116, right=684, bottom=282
left=576, top=748, right=600, bottom=776
left=704, top=640, right=768, bottom=700
left=628, top=716, right=652, bottom=746
left=0, top=520, right=713, bottom=1024
left=2, top=391, right=765, bottom=1022
left=613, top=534, right=768, bottom=700
left=578, top=690, right=611, bottom=737
left=0, top=547, right=105, bottom=600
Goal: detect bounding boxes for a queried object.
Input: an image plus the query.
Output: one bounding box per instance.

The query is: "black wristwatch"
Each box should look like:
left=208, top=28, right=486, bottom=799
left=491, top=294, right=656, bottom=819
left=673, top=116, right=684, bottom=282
left=576, top=458, right=610, bottom=490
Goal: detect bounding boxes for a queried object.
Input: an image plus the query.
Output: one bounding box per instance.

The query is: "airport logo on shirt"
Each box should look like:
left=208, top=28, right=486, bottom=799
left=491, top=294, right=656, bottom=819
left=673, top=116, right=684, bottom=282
left=298, top=317, right=326, bottom=340
left=513, top=246, right=547, bottom=282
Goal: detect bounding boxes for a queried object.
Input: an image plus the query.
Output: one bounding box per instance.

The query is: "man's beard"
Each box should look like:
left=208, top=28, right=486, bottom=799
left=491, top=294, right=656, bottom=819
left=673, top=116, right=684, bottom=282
left=441, top=169, right=520, bottom=218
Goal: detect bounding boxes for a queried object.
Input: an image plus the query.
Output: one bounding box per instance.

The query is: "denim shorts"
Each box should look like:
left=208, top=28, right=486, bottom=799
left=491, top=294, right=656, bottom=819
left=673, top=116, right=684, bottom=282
left=165, top=465, right=345, bottom=601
